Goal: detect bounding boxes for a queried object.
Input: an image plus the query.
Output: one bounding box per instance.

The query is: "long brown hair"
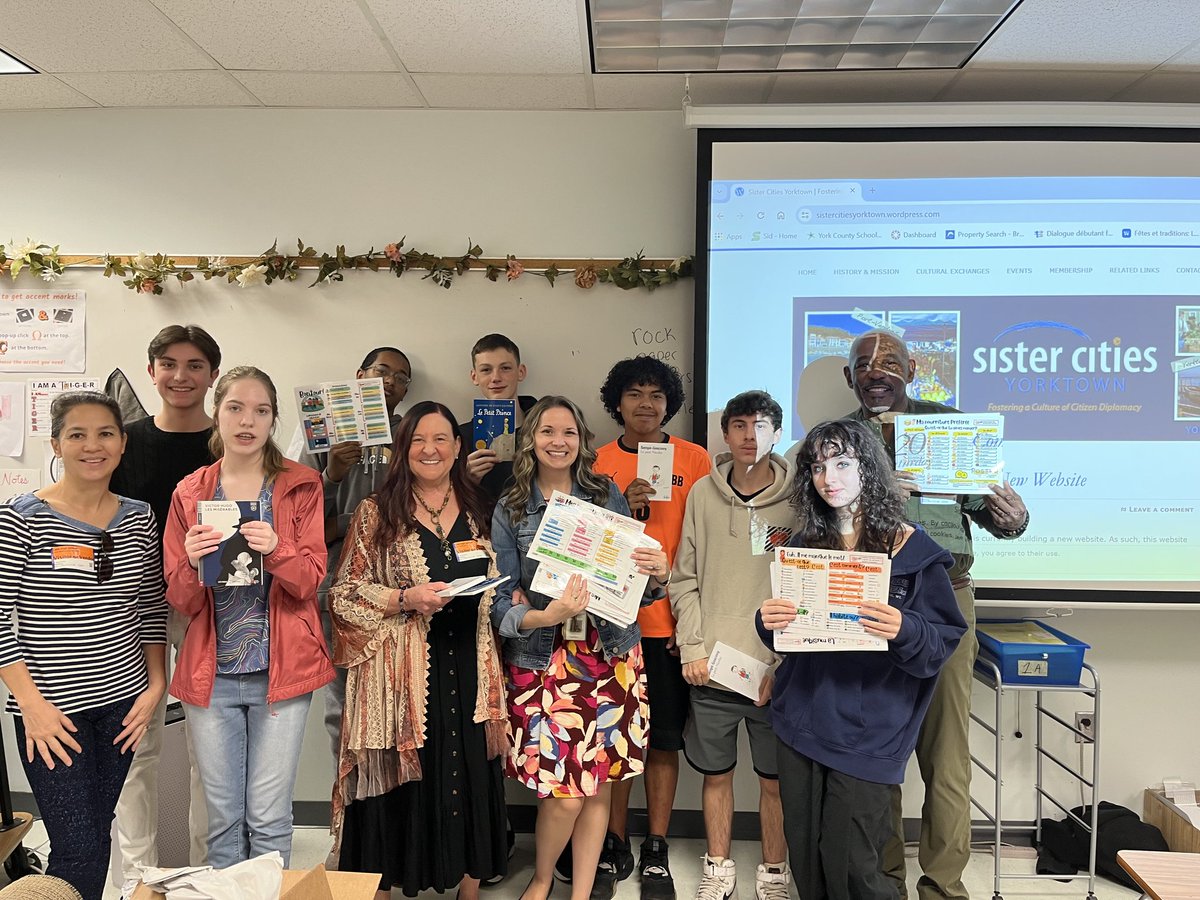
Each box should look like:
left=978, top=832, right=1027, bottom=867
left=501, top=396, right=611, bottom=525
left=208, top=366, right=286, bottom=482
left=370, top=401, right=491, bottom=555
left=791, top=419, right=905, bottom=554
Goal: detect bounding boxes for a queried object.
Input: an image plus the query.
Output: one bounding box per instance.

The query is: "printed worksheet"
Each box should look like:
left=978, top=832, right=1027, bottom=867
left=772, top=546, right=890, bottom=652
left=637, top=441, right=674, bottom=501
left=894, top=413, right=1004, bottom=494
left=293, top=377, right=391, bottom=454
left=526, top=490, right=659, bottom=624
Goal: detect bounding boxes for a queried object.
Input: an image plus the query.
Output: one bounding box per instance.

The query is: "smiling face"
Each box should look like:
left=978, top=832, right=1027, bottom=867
left=51, top=403, right=126, bottom=484
left=149, top=341, right=218, bottom=411
left=618, top=381, right=667, bottom=441
left=723, top=413, right=781, bottom=466
left=215, top=378, right=275, bottom=460
left=407, top=411, right=460, bottom=489
left=811, top=450, right=864, bottom=513
left=470, top=349, right=526, bottom=400
left=533, top=406, right=580, bottom=475
left=844, top=333, right=916, bottom=415
left=358, top=350, right=411, bottom=412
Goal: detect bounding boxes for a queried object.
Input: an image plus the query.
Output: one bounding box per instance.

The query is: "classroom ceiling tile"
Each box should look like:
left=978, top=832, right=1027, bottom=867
left=768, top=69, right=956, bottom=102
left=367, top=0, right=584, bottom=74
left=149, top=0, right=395, bottom=71
left=0, top=0, right=217, bottom=72
left=232, top=72, right=426, bottom=108
left=688, top=72, right=775, bottom=103
left=0, top=74, right=98, bottom=109
left=412, top=74, right=589, bottom=109
left=940, top=68, right=1145, bottom=101
left=972, top=0, right=1200, bottom=67
left=588, top=0, right=1020, bottom=72
left=592, top=73, right=686, bottom=109
left=57, top=71, right=258, bottom=107
left=1113, top=72, right=1200, bottom=103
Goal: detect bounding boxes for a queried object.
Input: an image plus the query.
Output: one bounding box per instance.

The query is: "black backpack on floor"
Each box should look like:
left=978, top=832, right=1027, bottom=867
left=1036, top=801, right=1168, bottom=889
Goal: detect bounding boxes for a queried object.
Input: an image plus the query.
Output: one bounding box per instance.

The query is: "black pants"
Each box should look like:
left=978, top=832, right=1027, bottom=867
left=16, top=695, right=137, bottom=900
left=776, top=738, right=899, bottom=900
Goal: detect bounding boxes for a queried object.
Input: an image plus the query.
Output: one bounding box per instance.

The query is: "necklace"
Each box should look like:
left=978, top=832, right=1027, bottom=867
left=414, top=483, right=453, bottom=567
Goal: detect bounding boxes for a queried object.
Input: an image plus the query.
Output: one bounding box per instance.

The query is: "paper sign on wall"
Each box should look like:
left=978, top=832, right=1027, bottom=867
left=27, top=379, right=101, bottom=437
left=0, top=290, right=86, bottom=373
left=0, top=382, right=24, bottom=456
left=0, top=468, right=39, bottom=502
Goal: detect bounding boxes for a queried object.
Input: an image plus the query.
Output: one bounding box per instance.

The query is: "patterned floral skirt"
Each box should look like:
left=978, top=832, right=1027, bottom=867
left=505, top=626, right=648, bottom=798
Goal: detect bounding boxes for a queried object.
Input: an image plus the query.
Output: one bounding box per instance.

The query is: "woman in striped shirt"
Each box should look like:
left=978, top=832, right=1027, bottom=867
left=0, top=391, right=168, bottom=900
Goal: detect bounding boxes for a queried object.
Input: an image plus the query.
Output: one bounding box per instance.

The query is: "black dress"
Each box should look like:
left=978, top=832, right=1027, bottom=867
left=338, top=514, right=508, bottom=894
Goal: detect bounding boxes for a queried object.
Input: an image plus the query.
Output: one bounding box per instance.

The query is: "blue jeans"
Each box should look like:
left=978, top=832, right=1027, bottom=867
left=16, top=695, right=136, bottom=900
left=185, top=672, right=311, bottom=868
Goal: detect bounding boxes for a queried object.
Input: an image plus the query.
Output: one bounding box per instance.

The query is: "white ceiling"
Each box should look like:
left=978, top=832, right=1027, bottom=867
left=1, top=0, right=1200, bottom=111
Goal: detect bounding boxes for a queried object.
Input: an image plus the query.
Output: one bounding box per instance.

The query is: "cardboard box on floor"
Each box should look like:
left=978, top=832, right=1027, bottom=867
left=1144, top=788, right=1200, bottom=854
left=132, top=864, right=380, bottom=900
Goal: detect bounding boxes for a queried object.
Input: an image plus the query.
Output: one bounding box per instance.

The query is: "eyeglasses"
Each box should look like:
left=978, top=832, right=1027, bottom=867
left=97, top=531, right=114, bottom=585
left=366, top=366, right=412, bottom=387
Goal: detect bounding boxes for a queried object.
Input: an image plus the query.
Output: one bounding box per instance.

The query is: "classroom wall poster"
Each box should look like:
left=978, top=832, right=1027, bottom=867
left=0, top=290, right=86, bottom=373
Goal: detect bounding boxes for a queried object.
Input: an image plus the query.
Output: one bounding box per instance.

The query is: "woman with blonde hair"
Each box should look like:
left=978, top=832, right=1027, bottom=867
left=163, top=366, right=332, bottom=867
left=490, top=396, right=669, bottom=900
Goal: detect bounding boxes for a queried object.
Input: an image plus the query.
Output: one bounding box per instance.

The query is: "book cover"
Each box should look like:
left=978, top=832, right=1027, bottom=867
left=473, top=399, right=516, bottom=461
left=637, top=441, right=675, bottom=501
left=197, top=500, right=263, bottom=588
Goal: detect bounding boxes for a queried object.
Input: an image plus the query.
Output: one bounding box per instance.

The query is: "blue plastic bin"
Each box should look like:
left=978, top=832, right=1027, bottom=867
left=975, top=619, right=1090, bottom=685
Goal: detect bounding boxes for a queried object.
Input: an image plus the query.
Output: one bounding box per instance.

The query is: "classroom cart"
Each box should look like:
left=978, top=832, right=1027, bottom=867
left=969, top=656, right=1102, bottom=900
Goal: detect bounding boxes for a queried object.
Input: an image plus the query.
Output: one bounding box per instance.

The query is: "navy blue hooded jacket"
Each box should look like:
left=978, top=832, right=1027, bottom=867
left=756, top=526, right=966, bottom=784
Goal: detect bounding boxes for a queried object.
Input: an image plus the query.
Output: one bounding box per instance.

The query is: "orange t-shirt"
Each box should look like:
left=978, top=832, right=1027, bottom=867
left=595, top=435, right=712, bottom=638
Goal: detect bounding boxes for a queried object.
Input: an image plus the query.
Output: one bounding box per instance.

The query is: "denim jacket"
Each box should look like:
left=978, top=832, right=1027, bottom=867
left=490, top=479, right=654, bottom=670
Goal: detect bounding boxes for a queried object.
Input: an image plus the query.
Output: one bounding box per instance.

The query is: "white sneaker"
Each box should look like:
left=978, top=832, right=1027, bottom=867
left=695, top=855, right=736, bottom=900
left=753, top=862, right=790, bottom=900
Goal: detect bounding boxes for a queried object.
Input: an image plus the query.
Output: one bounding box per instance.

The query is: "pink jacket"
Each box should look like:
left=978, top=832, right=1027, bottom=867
left=164, top=459, right=334, bottom=706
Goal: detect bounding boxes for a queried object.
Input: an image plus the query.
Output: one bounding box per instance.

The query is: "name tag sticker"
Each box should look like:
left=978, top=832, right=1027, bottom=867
left=52, top=545, right=96, bottom=572
left=453, top=540, right=488, bottom=562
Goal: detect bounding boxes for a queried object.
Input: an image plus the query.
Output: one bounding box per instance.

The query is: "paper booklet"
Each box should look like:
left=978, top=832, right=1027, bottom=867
left=294, top=377, right=392, bottom=455
left=197, top=500, right=262, bottom=588
left=771, top=546, right=890, bottom=652
left=637, top=441, right=674, bottom=501
left=472, top=399, right=517, bottom=462
left=525, top=489, right=661, bottom=627
left=708, top=641, right=769, bottom=701
left=436, top=574, right=510, bottom=597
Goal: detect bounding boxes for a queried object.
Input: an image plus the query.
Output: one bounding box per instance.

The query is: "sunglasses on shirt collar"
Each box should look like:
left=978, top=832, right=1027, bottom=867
left=96, top=531, right=114, bottom=584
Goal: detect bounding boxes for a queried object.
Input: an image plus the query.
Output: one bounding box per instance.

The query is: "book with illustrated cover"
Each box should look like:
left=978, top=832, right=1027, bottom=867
left=473, top=399, right=516, bottom=461
left=197, top=500, right=262, bottom=588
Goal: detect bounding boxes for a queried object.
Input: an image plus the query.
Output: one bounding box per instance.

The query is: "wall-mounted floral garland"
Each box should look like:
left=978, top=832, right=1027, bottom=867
left=0, top=240, right=693, bottom=295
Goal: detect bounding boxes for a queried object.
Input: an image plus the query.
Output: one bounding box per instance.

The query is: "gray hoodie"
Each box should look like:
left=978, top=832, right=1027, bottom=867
left=670, top=450, right=797, bottom=680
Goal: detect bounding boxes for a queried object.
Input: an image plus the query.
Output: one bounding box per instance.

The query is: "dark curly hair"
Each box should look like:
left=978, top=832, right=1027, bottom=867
left=599, top=357, right=685, bottom=427
left=791, top=419, right=905, bottom=554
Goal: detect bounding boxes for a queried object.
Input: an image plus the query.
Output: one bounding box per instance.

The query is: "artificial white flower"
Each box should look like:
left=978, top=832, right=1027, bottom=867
left=236, top=263, right=268, bottom=288
left=208, top=256, right=228, bottom=270
left=132, top=251, right=153, bottom=270
left=14, top=239, right=40, bottom=258
left=40, top=269, right=58, bottom=283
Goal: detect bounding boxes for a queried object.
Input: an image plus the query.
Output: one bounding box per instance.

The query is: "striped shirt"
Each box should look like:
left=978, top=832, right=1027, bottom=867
left=0, top=493, right=168, bottom=715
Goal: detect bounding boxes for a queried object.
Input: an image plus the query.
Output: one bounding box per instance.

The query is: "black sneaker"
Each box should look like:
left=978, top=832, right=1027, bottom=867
left=555, top=842, right=574, bottom=884
left=638, top=835, right=675, bottom=900
left=590, top=832, right=635, bottom=900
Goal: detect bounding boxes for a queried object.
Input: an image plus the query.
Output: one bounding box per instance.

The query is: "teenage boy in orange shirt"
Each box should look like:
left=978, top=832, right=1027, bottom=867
left=590, top=357, right=711, bottom=900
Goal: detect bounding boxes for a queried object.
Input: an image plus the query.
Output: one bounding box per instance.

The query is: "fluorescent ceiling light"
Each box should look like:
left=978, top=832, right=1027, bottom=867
left=0, top=48, right=35, bottom=74
left=589, top=0, right=1023, bottom=73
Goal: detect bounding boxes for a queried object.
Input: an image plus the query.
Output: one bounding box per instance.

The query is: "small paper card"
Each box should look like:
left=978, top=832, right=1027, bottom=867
left=637, top=441, right=674, bottom=502
left=708, top=641, right=769, bottom=701
left=436, top=574, right=510, bottom=597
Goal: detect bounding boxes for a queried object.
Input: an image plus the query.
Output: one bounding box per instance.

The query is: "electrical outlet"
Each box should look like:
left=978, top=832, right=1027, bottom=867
left=1075, top=711, right=1095, bottom=743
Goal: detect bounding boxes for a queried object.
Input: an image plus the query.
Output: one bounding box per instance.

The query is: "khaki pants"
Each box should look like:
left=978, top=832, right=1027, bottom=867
left=883, top=581, right=977, bottom=900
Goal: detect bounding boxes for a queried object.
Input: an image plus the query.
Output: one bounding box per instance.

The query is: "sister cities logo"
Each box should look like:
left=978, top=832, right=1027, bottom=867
left=971, top=321, right=1157, bottom=395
